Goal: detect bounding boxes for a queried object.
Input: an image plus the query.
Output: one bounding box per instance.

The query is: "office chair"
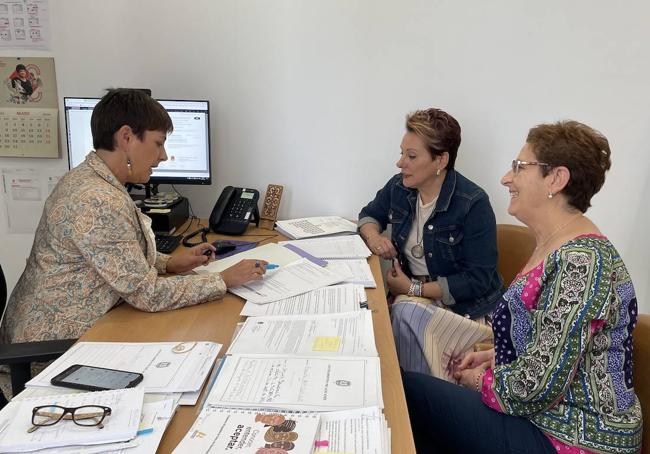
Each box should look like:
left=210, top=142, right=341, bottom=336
left=0, top=264, right=76, bottom=403
left=496, top=224, right=536, bottom=286
left=633, top=313, right=650, bottom=453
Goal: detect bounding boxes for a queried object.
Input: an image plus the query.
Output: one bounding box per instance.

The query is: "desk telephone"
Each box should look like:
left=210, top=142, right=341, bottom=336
left=209, top=186, right=260, bottom=235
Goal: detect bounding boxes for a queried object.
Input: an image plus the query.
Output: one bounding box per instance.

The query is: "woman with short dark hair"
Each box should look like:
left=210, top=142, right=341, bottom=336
left=1, top=89, right=266, bottom=343
left=403, top=120, right=642, bottom=453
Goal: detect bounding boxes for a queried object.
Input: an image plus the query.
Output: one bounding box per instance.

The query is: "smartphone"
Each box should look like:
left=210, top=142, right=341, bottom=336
left=50, top=364, right=143, bottom=391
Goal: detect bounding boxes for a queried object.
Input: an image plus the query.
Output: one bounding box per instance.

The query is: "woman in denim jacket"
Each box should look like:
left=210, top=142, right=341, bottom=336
left=358, top=108, right=503, bottom=379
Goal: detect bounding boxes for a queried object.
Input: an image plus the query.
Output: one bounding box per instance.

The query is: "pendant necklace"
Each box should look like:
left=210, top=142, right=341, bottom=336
left=411, top=197, right=425, bottom=258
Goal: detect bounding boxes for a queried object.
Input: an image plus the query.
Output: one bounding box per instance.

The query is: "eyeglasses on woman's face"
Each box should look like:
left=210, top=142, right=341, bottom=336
left=511, top=159, right=551, bottom=175
left=29, top=405, right=112, bottom=433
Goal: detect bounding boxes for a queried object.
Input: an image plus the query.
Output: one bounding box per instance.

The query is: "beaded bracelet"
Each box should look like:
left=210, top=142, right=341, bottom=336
left=407, top=279, right=423, bottom=297
left=475, top=371, right=485, bottom=393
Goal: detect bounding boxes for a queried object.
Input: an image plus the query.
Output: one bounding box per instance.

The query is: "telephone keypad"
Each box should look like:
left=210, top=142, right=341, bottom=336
left=227, top=199, right=254, bottom=220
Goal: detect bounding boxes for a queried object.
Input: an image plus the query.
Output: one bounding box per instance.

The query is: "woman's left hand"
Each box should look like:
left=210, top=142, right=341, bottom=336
left=385, top=258, right=412, bottom=296
left=456, top=365, right=487, bottom=390
left=166, top=242, right=215, bottom=274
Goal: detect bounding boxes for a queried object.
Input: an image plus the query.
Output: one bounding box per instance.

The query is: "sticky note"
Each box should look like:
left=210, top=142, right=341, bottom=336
left=312, top=336, right=341, bottom=352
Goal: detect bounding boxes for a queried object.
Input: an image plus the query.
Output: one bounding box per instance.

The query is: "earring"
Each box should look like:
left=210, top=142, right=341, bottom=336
left=436, top=169, right=441, bottom=176
left=127, top=158, right=133, bottom=176
left=548, top=192, right=554, bottom=199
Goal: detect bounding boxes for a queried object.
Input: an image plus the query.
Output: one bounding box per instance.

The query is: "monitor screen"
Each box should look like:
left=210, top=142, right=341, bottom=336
left=64, top=97, right=212, bottom=185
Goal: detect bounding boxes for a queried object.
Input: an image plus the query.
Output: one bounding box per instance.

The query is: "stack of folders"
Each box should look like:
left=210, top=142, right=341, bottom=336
left=0, top=341, right=223, bottom=453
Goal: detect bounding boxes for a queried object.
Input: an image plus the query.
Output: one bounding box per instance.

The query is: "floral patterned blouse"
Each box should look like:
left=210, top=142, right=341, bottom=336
left=482, top=235, right=642, bottom=453
left=1, top=152, right=227, bottom=343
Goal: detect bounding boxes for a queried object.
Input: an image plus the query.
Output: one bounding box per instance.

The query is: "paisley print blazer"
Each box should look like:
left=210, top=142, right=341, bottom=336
left=1, top=152, right=226, bottom=343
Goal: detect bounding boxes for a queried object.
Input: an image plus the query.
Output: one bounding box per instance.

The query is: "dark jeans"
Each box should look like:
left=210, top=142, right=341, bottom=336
left=402, top=371, right=556, bottom=454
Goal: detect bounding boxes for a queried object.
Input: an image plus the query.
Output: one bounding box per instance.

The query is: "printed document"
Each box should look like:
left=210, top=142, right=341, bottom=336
left=279, top=234, right=371, bottom=259
left=206, top=355, right=383, bottom=411
left=275, top=216, right=357, bottom=239
left=230, top=258, right=350, bottom=304
left=172, top=406, right=320, bottom=453
left=240, top=283, right=364, bottom=317
left=315, top=406, right=391, bottom=454
left=195, top=242, right=302, bottom=274
left=228, top=311, right=377, bottom=357
left=326, top=258, right=377, bottom=288
left=26, top=342, right=221, bottom=393
left=0, top=388, right=143, bottom=452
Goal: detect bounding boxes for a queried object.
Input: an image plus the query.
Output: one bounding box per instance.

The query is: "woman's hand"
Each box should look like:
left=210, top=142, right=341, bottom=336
left=166, top=243, right=215, bottom=274
left=456, top=365, right=487, bottom=391
left=456, top=348, right=495, bottom=373
left=367, top=234, right=397, bottom=260
left=221, top=259, right=268, bottom=288
left=385, top=258, right=411, bottom=295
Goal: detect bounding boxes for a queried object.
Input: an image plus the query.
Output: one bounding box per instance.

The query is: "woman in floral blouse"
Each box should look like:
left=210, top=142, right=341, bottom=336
left=1, top=89, right=267, bottom=343
left=403, top=121, right=642, bottom=453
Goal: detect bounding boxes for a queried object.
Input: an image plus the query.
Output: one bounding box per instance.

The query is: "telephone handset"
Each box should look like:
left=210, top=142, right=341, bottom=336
left=209, top=186, right=260, bottom=235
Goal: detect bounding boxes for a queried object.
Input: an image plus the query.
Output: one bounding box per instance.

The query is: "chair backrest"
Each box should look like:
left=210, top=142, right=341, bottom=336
left=0, top=264, right=6, bottom=321
left=633, top=313, right=650, bottom=453
left=496, top=224, right=536, bottom=286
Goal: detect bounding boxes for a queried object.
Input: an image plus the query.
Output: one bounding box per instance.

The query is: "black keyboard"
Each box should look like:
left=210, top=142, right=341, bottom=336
left=155, top=235, right=182, bottom=254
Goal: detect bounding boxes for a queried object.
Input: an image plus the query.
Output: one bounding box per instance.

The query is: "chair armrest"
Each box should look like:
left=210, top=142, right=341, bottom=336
left=0, top=339, right=77, bottom=365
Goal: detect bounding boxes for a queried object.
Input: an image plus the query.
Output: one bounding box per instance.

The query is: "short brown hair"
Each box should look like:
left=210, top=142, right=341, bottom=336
left=91, top=88, right=173, bottom=151
left=527, top=120, right=611, bottom=212
left=406, top=108, right=461, bottom=170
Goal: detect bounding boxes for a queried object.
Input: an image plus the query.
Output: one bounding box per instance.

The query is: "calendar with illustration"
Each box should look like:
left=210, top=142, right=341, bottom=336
left=0, top=56, right=58, bottom=158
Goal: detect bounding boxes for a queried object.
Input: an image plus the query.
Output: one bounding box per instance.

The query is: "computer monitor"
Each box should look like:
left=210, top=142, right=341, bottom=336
left=64, top=97, right=212, bottom=185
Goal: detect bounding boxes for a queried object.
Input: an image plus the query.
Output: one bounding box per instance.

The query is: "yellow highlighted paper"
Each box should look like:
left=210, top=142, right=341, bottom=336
left=312, top=336, right=341, bottom=352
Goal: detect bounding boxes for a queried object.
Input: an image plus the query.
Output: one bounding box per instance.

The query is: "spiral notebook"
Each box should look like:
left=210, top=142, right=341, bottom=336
left=279, top=234, right=371, bottom=259
left=172, top=406, right=320, bottom=453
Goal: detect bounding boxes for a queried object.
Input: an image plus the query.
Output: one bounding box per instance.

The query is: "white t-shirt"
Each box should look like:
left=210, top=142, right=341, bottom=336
left=405, top=194, right=437, bottom=276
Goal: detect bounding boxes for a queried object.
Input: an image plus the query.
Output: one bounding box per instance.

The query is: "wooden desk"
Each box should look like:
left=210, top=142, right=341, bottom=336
left=79, top=224, right=416, bottom=454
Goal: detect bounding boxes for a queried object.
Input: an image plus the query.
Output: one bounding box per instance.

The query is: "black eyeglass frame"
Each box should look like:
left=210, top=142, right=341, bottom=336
left=31, top=404, right=112, bottom=428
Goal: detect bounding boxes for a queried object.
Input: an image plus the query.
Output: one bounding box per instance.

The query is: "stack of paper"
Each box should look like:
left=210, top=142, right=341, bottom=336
left=229, top=258, right=350, bottom=304
left=315, top=406, right=391, bottom=454
left=275, top=216, right=357, bottom=240
left=279, top=235, right=371, bottom=259
left=206, top=355, right=383, bottom=412
left=227, top=311, right=377, bottom=357
left=194, top=242, right=303, bottom=275
left=26, top=342, right=222, bottom=394
left=173, top=406, right=320, bottom=453
left=0, top=388, right=144, bottom=452
left=280, top=235, right=376, bottom=287
left=240, top=283, right=366, bottom=317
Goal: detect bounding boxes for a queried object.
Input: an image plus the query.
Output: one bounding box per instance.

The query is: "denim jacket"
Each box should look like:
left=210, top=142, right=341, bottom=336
left=358, top=170, right=503, bottom=319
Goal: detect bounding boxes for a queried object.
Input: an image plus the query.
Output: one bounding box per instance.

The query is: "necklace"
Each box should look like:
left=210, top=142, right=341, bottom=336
left=534, top=214, right=582, bottom=253
left=411, top=199, right=425, bottom=258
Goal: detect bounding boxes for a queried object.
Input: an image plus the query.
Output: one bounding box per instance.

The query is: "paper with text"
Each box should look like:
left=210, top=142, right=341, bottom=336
left=315, top=406, right=390, bottom=454
left=172, top=406, right=320, bottom=453
left=230, top=258, right=350, bottom=304
left=326, top=258, right=377, bottom=288
left=26, top=342, right=221, bottom=393
left=279, top=234, right=371, bottom=259
left=206, top=355, right=383, bottom=411
left=275, top=216, right=357, bottom=239
left=194, top=242, right=302, bottom=274
left=228, top=311, right=377, bottom=357
left=240, top=283, right=365, bottom=317
left=0, top=388, right=143, bottom=452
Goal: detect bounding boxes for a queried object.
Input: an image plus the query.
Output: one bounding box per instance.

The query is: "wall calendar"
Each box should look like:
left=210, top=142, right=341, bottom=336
left=0, top=56, right=58, bottom=158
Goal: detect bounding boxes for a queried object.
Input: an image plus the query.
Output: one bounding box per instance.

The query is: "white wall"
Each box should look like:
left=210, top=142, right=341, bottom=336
left=1, top=0, right=649, bottom=312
